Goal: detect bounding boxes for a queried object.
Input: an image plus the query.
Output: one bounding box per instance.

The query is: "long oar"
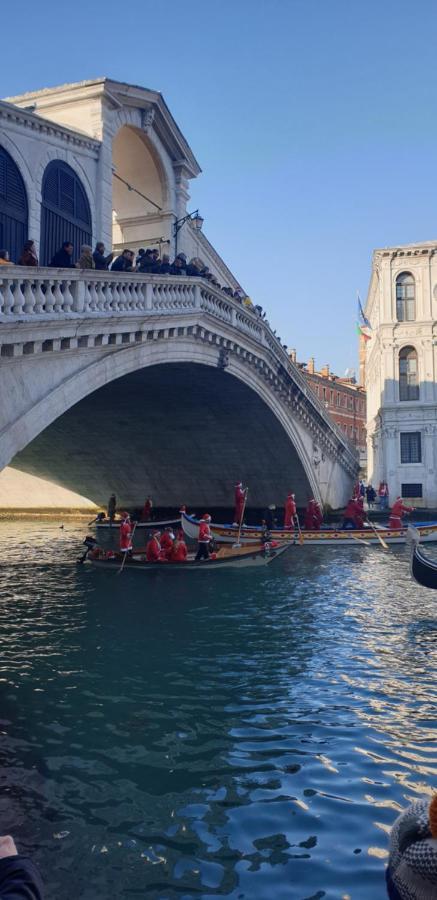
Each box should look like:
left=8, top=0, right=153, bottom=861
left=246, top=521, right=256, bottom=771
left=296, top=515, right=304, bottom=546
left=366, top=519, right=389, bottom=551
left=233, top=488, right=248, bottom=548
left=117, top=523, right=137, bottom=575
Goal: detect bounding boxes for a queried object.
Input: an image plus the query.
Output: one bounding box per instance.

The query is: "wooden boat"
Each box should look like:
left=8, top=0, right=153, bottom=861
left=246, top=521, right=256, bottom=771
left=408, top=525, right=437, bottom=589
left=94, top=515, right=181, bottom=530
left=181, top=512, right=437, bottom=547
left=82, top=540, right=289, bottom=571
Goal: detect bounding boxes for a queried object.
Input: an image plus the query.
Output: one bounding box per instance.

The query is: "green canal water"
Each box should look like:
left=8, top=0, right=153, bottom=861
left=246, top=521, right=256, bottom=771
left=0, top=521, right=436, bottom=899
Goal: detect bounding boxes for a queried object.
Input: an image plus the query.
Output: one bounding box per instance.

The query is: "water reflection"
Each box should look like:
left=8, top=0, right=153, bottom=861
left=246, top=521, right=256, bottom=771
left=0, top=523, right=436, bottom=897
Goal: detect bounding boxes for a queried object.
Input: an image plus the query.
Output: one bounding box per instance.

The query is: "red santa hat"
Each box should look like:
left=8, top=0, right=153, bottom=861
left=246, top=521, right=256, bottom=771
left=235, top=481, right=242, bottom=487
left=179, top=505, right=186, bottom=513
left=202, top=513, right=211, bottom=521
left=153, top=530, right=161, bottom=537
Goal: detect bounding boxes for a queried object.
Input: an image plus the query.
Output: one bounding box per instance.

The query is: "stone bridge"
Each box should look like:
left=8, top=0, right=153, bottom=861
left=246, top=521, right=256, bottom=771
left=0, top=268, right=358, bottom=510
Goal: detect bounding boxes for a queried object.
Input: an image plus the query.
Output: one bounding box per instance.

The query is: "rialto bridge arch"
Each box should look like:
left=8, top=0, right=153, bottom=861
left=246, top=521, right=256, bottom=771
left=0, top=274, right=357, bottom=510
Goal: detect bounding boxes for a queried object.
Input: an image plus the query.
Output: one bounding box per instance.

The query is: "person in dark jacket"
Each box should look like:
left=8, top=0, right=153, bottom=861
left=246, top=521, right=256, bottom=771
left=93, top=242, right=113, bottom=270
left=0, top=834, right=44, bottom=899
left=170, top=256, right=187, bottom=275
left=17, top=240, right=38, bottom=267
left=366, top=483, right=376, bottom=509
left=158, top=254, right=171, bottom=274
left=137, top=249, right=154, bottom=272
left=50, top=241, right=74, bottom=268
left=111, top=249, right=134, bottom=272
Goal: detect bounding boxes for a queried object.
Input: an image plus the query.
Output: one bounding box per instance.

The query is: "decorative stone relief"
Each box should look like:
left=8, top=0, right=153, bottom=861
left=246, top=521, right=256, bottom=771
left=142, top=107, right=155, bottom=134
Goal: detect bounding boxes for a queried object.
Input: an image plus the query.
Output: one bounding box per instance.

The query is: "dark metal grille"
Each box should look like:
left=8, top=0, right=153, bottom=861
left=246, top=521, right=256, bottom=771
left=401, top=483, right=423, bottom=498
left=400, top=432, right=422, bottom=464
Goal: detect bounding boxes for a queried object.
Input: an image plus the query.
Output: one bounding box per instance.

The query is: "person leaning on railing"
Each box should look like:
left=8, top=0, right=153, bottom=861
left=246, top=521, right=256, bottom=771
left=0, top=250, right=12, bottom=265
left=76, top=245, right=95, bottom=269
left=17, top=240, right=38, bottom=266
left=93, top=242, right=114, bottom=270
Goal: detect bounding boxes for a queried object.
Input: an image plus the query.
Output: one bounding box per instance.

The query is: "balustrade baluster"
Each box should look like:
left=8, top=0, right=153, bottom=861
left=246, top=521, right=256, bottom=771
left=95, top=281, right=105, bottom=312
left=52, top=280, right=63, bottom=313
left=111, top=281, right=121, bottom=312
left=88, top=281, right=98, bottom=312
left=2, top=279, right=14, bottom=314
left=12, top=280, right=25, bottom=315
left=23, top=280, right=36, bottom=315
left=45, top=281, right=55, bottom=314
left=63, top=281, right=74, bottom=313
left=34, top=280, right=45, bottom=314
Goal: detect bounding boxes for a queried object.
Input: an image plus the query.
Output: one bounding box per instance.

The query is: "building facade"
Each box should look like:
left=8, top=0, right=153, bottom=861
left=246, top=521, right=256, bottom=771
left=0, top=78, right=242, bottom=288
left=291, top=354, right=367, bottom=470
left=365, top=241, right=437, bottom=508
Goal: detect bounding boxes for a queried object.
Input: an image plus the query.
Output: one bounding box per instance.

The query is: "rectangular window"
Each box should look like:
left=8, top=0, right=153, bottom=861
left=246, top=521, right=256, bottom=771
left=330, top=390, right=334, bottom=405
left=400, top=432, right=422, bottom=463
left=401, top=483, right=423, bottom=498
left=336, top=392, right=340, bottom=406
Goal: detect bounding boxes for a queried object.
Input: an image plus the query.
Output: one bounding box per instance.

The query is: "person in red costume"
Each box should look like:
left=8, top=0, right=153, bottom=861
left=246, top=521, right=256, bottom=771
left=304, top=499, right=316, bottom=530
left=196, top=514, right=212, bottom=560
left=169, top=536, right=188, bottom=562
left=389, top=497, right=415, bottom=529
left=119, top=514, right=133, bottom=552
left=233, top=482, right=246, bottom=525
left=342, top=498, right=358, bottom=529
left=160, top=528, right=175, bottom=558
left=313, top=502, right=323, bottom=530
left=146, top=531, right=161, bottom=562
left=141, top=497, right=153, bottom=521
left=284, top=492, right=298, bottom=529
left=354, top=496, right=365, bottom=529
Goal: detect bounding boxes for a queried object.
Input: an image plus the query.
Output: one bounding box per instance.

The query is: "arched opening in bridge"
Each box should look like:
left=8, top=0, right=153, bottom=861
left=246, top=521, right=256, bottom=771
left=0, top=145, right=28, bottom=262
left=7, top=364, right=314, bottom=511
left=112, top=126, right=168, bottom=256
left=40, top=160, right=92, bottom=265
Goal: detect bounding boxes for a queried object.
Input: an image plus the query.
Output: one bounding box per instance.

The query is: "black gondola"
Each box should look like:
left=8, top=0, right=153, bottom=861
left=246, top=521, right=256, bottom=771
left=408, top=526, right=437, bottom=590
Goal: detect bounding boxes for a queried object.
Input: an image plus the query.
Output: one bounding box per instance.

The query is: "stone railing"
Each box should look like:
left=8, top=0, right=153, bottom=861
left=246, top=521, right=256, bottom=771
left=0, top=265, right=357, bottom=464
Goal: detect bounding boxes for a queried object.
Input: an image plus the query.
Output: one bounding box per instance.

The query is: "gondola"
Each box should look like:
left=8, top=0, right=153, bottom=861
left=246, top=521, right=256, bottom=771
left=181, top=512, right=437, bottom=547
left=80, top=540, right=289, bottom=571
left=408, top=526, right=437, bottom=589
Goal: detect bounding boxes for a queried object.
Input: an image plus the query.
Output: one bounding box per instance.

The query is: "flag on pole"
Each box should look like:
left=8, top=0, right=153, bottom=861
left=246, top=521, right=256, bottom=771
left=357, top=292, right=372, bottom=330
left=356, top=322, right=371, bottom=341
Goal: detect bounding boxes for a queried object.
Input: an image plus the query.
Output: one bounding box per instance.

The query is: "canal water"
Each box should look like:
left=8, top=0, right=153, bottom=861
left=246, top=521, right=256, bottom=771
left=0, top=521, right=436, bottom=899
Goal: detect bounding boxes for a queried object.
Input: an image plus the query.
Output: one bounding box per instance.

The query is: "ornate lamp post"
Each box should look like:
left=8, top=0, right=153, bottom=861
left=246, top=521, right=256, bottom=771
left=173, top=210, right=203, bottom=256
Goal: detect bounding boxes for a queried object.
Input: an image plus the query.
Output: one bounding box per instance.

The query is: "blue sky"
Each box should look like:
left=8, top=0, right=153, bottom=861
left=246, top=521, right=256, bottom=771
left=3, top=0, right=437, bottom=374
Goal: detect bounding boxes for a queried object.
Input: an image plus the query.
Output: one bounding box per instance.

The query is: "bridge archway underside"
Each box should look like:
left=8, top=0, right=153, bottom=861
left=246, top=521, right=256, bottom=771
left=11, top=363, right=315, bottom=508
left=0, top=277, right=357, bottom=509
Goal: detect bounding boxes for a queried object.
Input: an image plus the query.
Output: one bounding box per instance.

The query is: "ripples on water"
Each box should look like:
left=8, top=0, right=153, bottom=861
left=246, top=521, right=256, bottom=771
left=0, top=521, right=436, bottom=898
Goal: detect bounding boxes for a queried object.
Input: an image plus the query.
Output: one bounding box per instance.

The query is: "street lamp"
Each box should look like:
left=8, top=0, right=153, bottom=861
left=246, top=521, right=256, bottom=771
left=173, top=209, right=203, bottom=255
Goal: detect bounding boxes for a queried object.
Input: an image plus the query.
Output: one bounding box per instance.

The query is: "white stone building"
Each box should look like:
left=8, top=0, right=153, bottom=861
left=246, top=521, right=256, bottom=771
left=365, top=241, right=437, bottom=508
left=0, top=78, right=242, bottom=287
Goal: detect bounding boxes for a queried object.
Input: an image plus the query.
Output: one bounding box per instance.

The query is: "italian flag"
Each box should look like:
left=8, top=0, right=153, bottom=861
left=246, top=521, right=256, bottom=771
left=356, top=322, right=371, bottom=341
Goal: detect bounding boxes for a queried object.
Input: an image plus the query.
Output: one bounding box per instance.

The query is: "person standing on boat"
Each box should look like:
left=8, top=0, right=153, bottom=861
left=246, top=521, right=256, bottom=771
left=119, top=514, right=133, bottom=554
left=354, top=496, right=365, bottom=529
left=142, top=497, right=153, bottom=522
left=263, top=504, right=277, bottom=531
left=146, top=531, right=161, bottom=562
left=304, top=499, right=317, bottom=530
left=313, top=502, right=323, bottom=530
left=342, top=497, right=358, bottom=529
left=284, top=493, right=298, bottom=529
left=389, top=497, right=415, bottom=529
left=108, top=493, right=116, bottom=524
left=196, top=514, right=212, bottom=560
left=233, top=482, right=246, bottom=525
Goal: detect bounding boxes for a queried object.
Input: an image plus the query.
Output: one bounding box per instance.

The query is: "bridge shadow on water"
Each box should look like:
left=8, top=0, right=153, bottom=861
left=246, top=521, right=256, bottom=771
left=0, top=521, right=437, bottom=898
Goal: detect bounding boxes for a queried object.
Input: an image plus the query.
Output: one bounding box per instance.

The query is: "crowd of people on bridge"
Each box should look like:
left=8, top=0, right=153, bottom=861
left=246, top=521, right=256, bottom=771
left=0, top=240, right=266, bottom=316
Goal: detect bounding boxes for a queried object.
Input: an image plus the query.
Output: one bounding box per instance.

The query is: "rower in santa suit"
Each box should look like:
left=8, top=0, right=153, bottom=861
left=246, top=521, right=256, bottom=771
left=196, top=514, right=212, bottom=560
left=119, top=514, right=133, bottom=554
left=160, top=527, right=175, bottom=556
left=313, top=502, right=323, bottom=530
left=304, top=499, right=317, bottom=530
left=169, top=536, right=188, bottom=563
left=233, top=482, right=246, bottom=525
left=141, top=496, right=153, bottom=522
left=146, top=531, right=161, bottom=562
left=284, top=492, right=298, bottom=529
left=389, top=497, right=415, bottom=529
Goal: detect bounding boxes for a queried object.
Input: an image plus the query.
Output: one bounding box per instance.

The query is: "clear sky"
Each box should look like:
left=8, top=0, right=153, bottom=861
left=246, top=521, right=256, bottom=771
left=2, top=0, right=437, bottom=374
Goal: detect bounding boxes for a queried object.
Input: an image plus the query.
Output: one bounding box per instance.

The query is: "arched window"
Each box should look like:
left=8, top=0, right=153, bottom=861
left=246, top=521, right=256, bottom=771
left=399, top=346, right=419, bottom=401
left=40, top=160, right=92, bottom=265
left=0, top=146, right=28, bottom=263
left=396, top=272, right=415, bottom=321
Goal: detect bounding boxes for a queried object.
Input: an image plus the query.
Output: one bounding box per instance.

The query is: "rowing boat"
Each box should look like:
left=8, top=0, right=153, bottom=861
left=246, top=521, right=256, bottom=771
left=408, top=525, right=437, bottom=589
left=94, top=516, right=181, bottom=530
left=181, top=512, right=437, bottom=546
left=82, top=541, right=289, bottom=571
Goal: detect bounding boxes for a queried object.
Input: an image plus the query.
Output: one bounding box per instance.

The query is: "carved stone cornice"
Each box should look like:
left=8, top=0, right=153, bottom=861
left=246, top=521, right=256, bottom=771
left=0, top=100, right=100, bottom=153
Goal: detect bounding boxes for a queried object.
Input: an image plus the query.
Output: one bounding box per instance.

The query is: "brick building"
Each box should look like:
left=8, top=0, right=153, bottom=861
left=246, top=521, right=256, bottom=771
left=290, top=353, right=367, bottom=471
